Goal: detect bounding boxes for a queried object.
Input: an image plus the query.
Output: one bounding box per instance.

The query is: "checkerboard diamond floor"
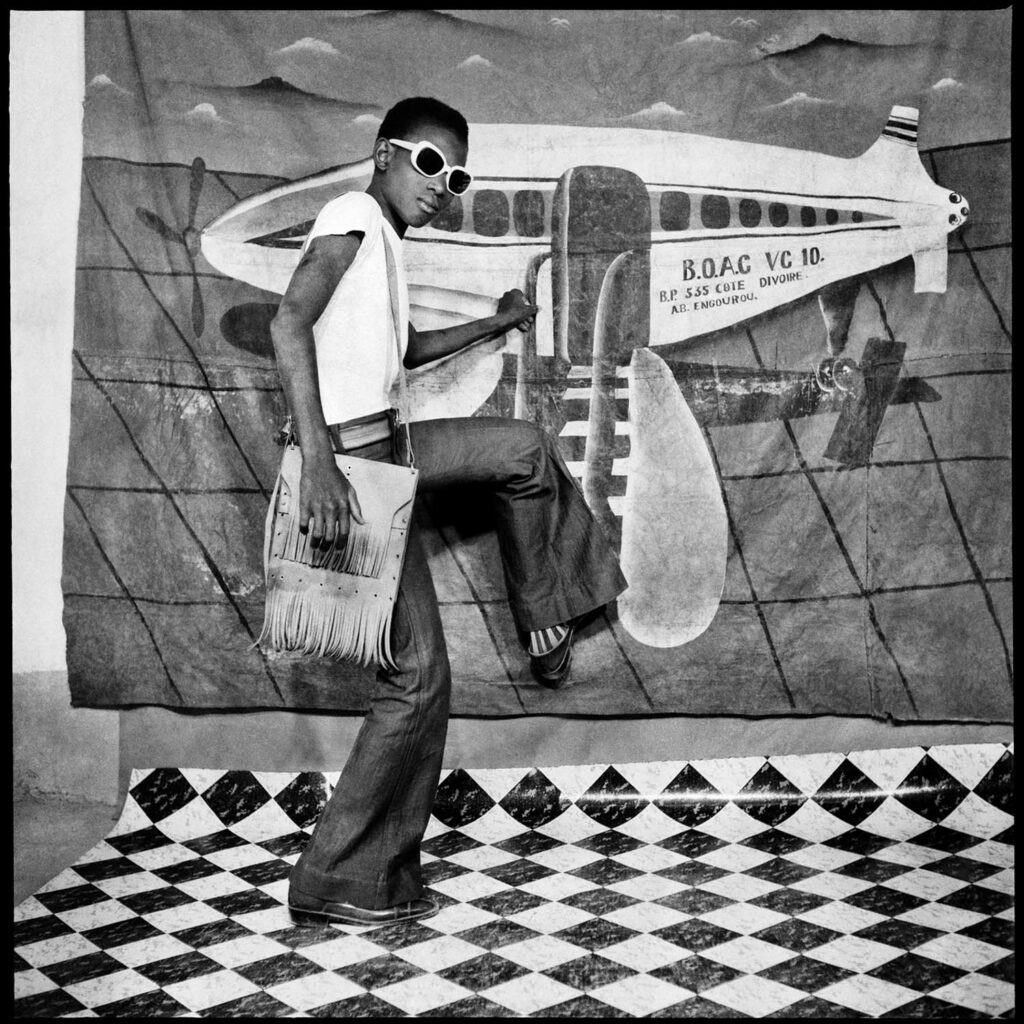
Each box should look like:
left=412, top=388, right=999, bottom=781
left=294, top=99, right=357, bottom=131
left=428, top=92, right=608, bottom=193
left=14, top=744, right=1013, bottom=1017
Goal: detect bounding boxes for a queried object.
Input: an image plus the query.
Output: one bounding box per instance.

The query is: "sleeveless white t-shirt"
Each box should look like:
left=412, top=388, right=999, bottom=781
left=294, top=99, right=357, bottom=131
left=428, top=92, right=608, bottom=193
left=301, top=192, right=409, bottom=424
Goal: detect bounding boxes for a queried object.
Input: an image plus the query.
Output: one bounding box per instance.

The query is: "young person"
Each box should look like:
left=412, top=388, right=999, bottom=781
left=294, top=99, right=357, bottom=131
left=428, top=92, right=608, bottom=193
left=273, top=97, right=626, bottom=926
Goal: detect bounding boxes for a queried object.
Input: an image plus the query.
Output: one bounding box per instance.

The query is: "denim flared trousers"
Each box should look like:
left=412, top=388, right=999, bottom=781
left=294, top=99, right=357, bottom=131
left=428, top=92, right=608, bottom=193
left=288, top=416, right=627, bottom=910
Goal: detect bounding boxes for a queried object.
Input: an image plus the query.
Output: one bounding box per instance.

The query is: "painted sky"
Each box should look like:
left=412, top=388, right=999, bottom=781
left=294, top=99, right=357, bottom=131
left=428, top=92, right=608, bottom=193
left=83, top=9, right=1010, bottom=177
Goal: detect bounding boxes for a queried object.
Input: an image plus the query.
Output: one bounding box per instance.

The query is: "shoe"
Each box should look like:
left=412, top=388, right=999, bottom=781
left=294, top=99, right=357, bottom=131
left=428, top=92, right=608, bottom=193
left=288, top=891, right=439, bottom=927
left=530, top=623, right=575, bottom=689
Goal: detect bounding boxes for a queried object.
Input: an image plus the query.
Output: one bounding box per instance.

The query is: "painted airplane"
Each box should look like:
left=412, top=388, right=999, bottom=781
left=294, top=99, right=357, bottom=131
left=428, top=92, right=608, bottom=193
left=199, top=104, right=967, bottom=649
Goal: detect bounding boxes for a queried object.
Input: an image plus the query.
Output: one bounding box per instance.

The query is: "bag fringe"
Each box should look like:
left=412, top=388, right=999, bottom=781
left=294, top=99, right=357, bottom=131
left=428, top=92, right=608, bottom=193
left=255, top=577, right=396, bottom=669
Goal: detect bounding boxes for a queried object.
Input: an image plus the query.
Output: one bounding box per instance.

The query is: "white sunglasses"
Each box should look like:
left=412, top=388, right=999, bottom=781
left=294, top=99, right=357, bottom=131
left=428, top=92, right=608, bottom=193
left=388, top=138, right=472, bottom=195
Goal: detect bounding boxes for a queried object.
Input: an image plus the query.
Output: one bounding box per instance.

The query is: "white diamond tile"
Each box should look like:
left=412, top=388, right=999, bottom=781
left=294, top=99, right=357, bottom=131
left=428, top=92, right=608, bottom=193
left=698, top=901, right=790, bottom=936
left=702, top=974, right=805, bottom=1016
left=608, top=872, right=685, bottom=903
left=895, top=902, right=988, bottom=933
left=508, top=900, right=593, bottom=935
left=600, top=933, right=687, bottom=971
left=913, top=932, right=1009, bottom=971
left=201, top=933, right=292, bottom=968
left=931, top=973, right=1016, bottom=1016
left=393, top=935, right=482, bottom=972
left=163, top=969, right=260, bottom=1011
left=699, top=935, right=796, bottom=973
left=789, top=869, right=873, bottom=900
left=298, top=934, right=388, bottom=970
left=372, top=974, right=473, bottom=1015
left=816, top=973, right=919, bottom=1015
left=64, top=968, right=159, bottom=1008
left=482, top=971, right=579, bottom=1015
left=695, top=802, right=771, bottom=843
left=55, top=898, right=138, bottom=933
left=604, top=901, right=689, bottom=935
left=14, top=968, right=58, bottom=1000
left=805, top=934, right=905, bottom=972
left=698, top=871, right=779, bottom=903
left=497, top=934, right=584, bottom=971
left=590, top=972, right=692, bottom=1014
left=267, top=971, right=365, bottom=1012
left=106, top=934, right=194, bottom=968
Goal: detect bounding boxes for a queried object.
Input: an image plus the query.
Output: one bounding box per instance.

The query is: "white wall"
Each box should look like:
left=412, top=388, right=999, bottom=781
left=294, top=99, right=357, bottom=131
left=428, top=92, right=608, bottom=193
left=11, top=10, right=83, bottom=674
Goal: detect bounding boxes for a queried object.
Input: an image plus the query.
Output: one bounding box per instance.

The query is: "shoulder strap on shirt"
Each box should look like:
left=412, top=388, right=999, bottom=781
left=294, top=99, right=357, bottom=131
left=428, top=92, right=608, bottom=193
left=381, top=232, right=415, bottom=469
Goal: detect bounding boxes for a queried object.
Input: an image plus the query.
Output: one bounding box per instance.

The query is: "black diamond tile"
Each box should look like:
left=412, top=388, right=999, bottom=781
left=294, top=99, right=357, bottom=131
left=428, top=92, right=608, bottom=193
left=469, top=889, right=549, bottom=917
left=835, top=856, right=910, bottom=884
left=543, top=995, right=635, bottom=1017
left=569, top=856, right=643, bottom=886
left=741, top=829, right=811, bottom=856
left=990, top=824, right=1013, bottom=845
left=772, top=995, right=869, bottom=1017
left=651, top=994, right=750, bottom=1017
left=737, top=761, right=807, bottom=825
left=433, top=769, right=496, bottom=828
left=359, top=918, right=443, bottom=952
left=174, top=918, right=254, bottom=948
left=543, top=951, right=637, bottom=988
left=266, top=922, right=344, bottom=949
left=129, top=768, right=200, bottom=823
left=234, top=950, right=325, bottom=985
left=73, top=856, right=146, bottom=883
left=13, top=990, right=87, bottom=1017
left=868, top=951, right=968, bottom=992
left=438, top=951, right=530, bottom=991
left=653, top=919, right=740, bottom=952
left=334, top=952, right=425, bottom=987
left=926, top=854, right=1003, bottom=883
left=853, top=919, right=945, bottom=951
left=576, top=766, right=647, bottom=827
left=13, top=914, right=74, bottom=947
left=557, top=888, right=639, bottom=915
left=656, top=859, right=729, bottom=886
left=421, top=995, right=515, bottom=1017
left=824, top=828, right=896, bottom=856
left=13, top=951, right=31, bottom=972
left=958, top=916, right=1015, bottom=949
left=978, top=953, right=1014, bottom=983
left=759, top=953, right=853, bottom=992
left=422, top=829, right=483, bottom=858
left=654, top=764, right=726, bottom=827
left=232, top=857, right=292, bottom=886
left=494, top=829, right=562, bottom=857
left=552, top=917, right=637, bottom=951
left=813, top=758, right=887, bottom=825
left=498, top=768, right=571, bottom=828
left=743, top=857, right=822, bottom=886
left=122, top=885, right=196, bottom=915
left=658, top=830, right=728, bottom=858
left=201, top=771, right=273, bottom=827
left=908, top=825, right=983, bottom=853
left=259, top=830, right=309, bottom=858
left=481, top=858, right=554, bottom=887
left=939, top=883, right=1014, bottom=915
left=94, top=989, right=191, bottom=1017
left=749, top=886, right=830, bottom=916
left=424, top=858, right=473, bottom=885
left=879, top=995, right=988, bottom=1018
left=34, top=882, right=109, bottom=914
left=651, top=953, right=745, bottom=992
left=894, top=754, right=971, bottom=822
left=199, top=991, right=293, bottom=1017
left=576, top=829, right=646, bottom=856
left=183, top=829, right=249, bottom=855
left=656, top=888, right=735, bottom=915
left=308, top=992, right=405, bottom=1017
left=455, top=919, right=538, bottom=950
left=972, top=748, right=1013, bottom=813
left=843, top=886, right=926, bottom=916
left=752, top=918, right=844, bottom=954
left=206, top=888, right=280, bottom=916
left=152, top=856, right=223, bottom=885
left=135, top=949, right=223, bottom=985
left=41, top=950, right=125, bottom=987
left=81, top=916, right=162, bottom=949
left=273, top=771, right=328, bottom=828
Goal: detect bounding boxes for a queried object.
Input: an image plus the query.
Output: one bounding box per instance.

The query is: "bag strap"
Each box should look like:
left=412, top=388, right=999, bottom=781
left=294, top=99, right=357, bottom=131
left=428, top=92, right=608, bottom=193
left=381, top=231, right=416, bottom=470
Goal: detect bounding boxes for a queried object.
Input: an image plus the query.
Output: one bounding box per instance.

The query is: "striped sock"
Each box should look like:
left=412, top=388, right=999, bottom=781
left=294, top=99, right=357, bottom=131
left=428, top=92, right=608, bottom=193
left=528, top=624, right=569, bottom=657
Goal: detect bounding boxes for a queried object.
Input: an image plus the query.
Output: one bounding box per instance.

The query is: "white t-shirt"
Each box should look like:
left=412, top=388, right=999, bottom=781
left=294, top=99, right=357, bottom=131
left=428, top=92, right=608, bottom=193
left=301, top=192, right=409, bottom=424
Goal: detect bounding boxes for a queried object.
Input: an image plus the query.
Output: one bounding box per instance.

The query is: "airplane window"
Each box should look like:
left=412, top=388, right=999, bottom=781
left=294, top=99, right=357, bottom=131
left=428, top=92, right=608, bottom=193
left=701, top=194, right=730, bottom=229
left=473, top=190, right=510, bottom=237
left=800, top=206, right=816, bottom=227
left=660, top=191, right=690, bottom=231
left=513, top=191, right=545, bottom=237
left=768, top=202, right=789, bottom=227
left=825, top=209, right=839, bottom=225
left=851, top=211, right=864, bottom=223
left=431, top=196, right=463, bottom=232
left=739, top=198, right=761, bottom=228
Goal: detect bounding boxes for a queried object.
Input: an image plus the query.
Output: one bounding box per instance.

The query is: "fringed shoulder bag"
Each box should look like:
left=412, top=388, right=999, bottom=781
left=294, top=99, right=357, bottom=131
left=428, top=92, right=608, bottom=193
left=256, top=233, right=418, bottom=670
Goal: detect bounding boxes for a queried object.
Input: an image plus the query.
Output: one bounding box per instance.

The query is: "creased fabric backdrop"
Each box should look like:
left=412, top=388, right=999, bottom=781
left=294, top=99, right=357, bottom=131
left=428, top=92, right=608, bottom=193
left=65, top=9, right=1011, bottom=719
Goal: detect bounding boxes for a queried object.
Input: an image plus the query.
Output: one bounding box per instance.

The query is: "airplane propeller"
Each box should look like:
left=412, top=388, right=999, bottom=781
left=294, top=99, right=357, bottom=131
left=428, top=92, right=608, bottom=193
left=135, top=156, right=207, bottom=336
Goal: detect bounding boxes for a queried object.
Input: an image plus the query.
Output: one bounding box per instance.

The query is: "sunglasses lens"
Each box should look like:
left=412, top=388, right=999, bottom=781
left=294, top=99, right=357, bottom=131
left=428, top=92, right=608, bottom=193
left=413, top=144, right=445, bottom=177
left=448, top=169, right=472, bottom=195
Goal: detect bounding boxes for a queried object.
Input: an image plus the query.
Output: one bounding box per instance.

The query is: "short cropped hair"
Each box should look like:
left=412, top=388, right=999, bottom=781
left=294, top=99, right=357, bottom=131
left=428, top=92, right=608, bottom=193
left=378, top=97, right=469, bottom=147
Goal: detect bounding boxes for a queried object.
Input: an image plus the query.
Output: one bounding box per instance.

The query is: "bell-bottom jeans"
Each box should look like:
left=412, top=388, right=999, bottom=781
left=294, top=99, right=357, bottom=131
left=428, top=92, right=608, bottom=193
left=288, top=416, right=627, bottom=910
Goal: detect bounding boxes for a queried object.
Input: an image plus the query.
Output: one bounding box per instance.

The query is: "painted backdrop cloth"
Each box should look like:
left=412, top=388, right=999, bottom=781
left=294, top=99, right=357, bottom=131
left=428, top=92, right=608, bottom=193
left=64, top=10, right=1011, bottom=719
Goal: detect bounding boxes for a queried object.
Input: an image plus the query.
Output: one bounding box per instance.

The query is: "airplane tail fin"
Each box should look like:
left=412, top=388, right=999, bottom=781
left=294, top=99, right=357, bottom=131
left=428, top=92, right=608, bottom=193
left=860, top=105, right=925, bottom=169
